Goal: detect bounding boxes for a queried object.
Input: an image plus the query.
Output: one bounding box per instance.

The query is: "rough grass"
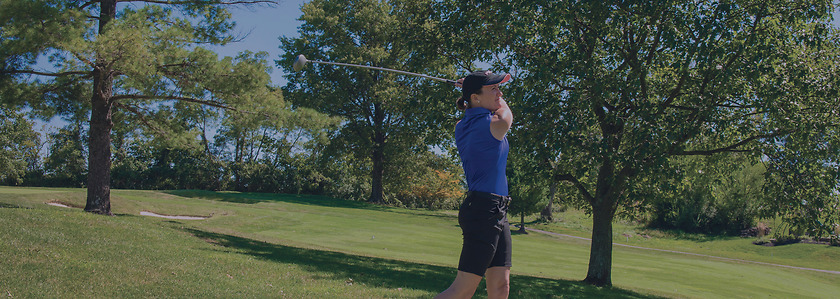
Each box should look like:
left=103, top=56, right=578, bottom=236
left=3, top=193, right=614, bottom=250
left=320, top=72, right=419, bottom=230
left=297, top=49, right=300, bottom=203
left=2, top=186, right=839, bottom=298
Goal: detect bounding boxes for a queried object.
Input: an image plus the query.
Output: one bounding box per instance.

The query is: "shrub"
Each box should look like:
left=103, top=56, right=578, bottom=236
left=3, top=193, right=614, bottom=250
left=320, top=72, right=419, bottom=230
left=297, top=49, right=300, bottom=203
left=647, top=157, right=763, bottom=236
left=772, top=234, right=801, bottom=246
left=648, top=187, right=757, bottom=235
left=394, top=169, right=463, bottom=210
left=753, top=236, right=772, bottom=246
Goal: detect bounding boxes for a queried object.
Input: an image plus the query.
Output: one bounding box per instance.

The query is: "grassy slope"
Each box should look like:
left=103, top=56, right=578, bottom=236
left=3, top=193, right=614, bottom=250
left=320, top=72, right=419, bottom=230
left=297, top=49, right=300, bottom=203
left=1, top=186, right=838, bottom=298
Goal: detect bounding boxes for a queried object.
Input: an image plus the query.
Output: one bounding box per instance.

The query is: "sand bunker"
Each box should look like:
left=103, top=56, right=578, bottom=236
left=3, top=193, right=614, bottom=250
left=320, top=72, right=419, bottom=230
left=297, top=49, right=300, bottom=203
left=139, top=211, right=208, bottom=220
left=46, top=202, right=73, bottom=208
left=45, top=202, right=207, bottom=220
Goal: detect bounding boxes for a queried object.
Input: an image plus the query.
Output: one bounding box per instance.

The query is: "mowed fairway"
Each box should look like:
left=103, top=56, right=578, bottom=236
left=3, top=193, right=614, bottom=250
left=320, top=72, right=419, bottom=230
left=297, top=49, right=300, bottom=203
left=1, top=186, right=838, bottom=298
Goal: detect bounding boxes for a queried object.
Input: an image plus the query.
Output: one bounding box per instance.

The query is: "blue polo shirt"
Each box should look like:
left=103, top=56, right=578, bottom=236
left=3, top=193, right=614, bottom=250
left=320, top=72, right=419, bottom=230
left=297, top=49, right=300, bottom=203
left=455, top=107, right=509, bottom=196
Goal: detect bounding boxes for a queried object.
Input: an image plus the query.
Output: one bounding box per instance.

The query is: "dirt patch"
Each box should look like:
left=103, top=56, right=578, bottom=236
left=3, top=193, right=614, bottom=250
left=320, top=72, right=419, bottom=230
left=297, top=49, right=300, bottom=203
left=139, top=211, right=209, bottom=220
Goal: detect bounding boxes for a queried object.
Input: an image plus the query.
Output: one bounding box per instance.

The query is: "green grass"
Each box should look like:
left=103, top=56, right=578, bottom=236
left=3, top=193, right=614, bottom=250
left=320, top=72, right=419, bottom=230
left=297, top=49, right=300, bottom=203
left=1, top=186, right=839, bottom=298
left=521, top=209, right=840, bottom=273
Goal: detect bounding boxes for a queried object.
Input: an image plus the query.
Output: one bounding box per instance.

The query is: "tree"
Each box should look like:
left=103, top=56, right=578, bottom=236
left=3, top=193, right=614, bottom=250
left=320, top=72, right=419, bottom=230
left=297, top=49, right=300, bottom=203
left=0, top=106, right=40, bottom=185
left=442, top=0, right=840, bottom=286
left=279, top=0, right=458, bottom=204
left=762, top=128, right=840, bottom=241
left=389, top=148, right=464, bottom=210
left=40, top=98, right=89, bottom=187
left=212, top=88, right=340, bottom=193
left=506, top=152, right=549, bottom=234
left=1, top=0, right=281, bottom=215
left=43, top=123, right=88, bottom=187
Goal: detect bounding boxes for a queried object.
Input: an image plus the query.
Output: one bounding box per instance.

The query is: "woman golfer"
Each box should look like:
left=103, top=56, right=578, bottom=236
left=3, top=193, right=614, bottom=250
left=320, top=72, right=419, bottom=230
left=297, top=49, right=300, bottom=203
left=437, top=70, right=513, bottom=299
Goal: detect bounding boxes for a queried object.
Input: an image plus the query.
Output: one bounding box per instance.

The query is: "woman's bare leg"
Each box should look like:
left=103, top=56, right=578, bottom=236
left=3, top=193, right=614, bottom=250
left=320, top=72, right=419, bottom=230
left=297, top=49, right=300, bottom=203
left=485, top=266, right=510, bottom=299
left=435, top=271, right=483, bottom=299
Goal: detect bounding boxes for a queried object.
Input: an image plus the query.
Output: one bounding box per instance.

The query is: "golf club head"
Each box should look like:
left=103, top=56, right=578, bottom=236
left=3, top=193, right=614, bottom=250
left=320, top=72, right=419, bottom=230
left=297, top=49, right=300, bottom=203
left=293, top=54, right=308, bottom=72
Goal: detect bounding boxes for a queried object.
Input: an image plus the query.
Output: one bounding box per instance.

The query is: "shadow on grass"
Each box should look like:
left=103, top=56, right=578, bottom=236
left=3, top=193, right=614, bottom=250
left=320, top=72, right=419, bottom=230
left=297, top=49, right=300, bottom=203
left=643, top=227, right=741, bottom=242
left=164, top=190, right=456, bottom=220
left=184, top=228, right=661, bottom=298
left=0, top=202, right=24, bottom=208
left=510, top=218, right=545, bottom=232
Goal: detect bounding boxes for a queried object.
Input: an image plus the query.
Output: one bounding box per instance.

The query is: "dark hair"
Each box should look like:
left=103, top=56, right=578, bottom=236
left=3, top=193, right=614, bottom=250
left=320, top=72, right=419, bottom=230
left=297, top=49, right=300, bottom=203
left=456, top=70, right=509, bottom=111
left=456, top=88, right=483, bottom=111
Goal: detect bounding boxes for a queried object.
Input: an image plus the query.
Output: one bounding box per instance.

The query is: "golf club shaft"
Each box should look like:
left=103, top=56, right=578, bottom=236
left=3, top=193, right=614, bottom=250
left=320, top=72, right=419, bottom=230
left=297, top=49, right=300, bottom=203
left=307, top=60, right=456, bottom=85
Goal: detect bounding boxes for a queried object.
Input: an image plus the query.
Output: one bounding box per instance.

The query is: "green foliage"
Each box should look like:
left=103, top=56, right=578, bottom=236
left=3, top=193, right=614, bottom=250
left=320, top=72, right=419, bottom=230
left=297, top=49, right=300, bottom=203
left=506, top=152, right=549, bottom=228
left=279, top=0, right=459, bottom=203
left=646, top=156, right=764, bottom=235
left=771, top=234, right=801, bottom=246
left=104, top=84, right=339, bottom=193
left=41, top=124, right=87, bottom=187
left=318, top=150, right=372, bottom=202
left=0, top=106, right=40, bottom=185
left=112, top=145, right=226, bottom=191
left=763, top=151, right=840, bottom=241
left=210, top=87, right=340, bottom=193
left=388, top=149, right=464, bottom=210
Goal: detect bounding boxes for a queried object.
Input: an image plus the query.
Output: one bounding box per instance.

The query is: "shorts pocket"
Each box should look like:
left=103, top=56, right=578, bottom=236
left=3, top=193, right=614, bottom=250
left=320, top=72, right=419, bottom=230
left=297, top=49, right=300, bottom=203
left=459, top=203, right=504, bottom=235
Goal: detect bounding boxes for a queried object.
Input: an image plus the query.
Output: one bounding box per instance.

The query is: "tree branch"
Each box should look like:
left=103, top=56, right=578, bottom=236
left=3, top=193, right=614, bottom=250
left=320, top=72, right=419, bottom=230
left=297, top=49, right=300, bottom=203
left=557, top=173, right=595, bottom=203
left=551, top=78, right=577, bottom=91
left=80, top=1, right=97, bottom=9
left=665, top=104, right=698, bottom=112
left=111, top=94, right=238, bottom=111
left=113, top=102, right=167, bottom=136
left=67, top=50, right=96, bottom=69
left=674, top=132, right=781, bottom=156
left=0, top=69, right=90, bottom=77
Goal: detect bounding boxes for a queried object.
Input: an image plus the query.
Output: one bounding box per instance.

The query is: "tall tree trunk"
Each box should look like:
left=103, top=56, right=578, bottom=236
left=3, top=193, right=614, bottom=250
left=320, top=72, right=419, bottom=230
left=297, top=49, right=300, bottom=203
left=370, top=139, right=384, bottom=204
left=369, top=102, right=385, bottom=204
left=200, top=114, right=211, bottom=154
left=84, top=0, right=117, bottom=215
left=583, top=155, right=627, bottom=286
left=540, top=180, right=557, bottom=221
left=234, top=130, right=244, bottom=191
left=583, top=199, right=614, bottom=286
left=73, top=123, right=87, bottom=187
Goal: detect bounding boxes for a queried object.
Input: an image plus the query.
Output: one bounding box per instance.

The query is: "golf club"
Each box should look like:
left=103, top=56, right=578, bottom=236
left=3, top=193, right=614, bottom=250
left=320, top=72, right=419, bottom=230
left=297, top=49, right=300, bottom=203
left=293, top=54, right=458, bottom=86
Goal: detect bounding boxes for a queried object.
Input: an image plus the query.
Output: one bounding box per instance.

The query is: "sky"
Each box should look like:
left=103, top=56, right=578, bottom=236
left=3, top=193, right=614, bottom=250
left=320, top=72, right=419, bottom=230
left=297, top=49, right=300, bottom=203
left=208, top=0, right=310, bottom=86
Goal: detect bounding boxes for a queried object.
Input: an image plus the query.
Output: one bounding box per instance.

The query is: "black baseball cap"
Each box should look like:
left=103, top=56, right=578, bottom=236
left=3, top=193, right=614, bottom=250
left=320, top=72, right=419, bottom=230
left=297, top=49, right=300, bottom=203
left=457, top=70, right=511, bottom=110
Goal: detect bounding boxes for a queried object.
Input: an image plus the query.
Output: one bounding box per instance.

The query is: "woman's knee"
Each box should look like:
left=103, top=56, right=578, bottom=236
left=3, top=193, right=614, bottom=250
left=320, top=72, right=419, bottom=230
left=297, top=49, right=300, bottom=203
left=485, top=267, right=510, bottom=297
left=487, top=283, right=509, bottom=299
left=488, top=278, right=510, bottom=292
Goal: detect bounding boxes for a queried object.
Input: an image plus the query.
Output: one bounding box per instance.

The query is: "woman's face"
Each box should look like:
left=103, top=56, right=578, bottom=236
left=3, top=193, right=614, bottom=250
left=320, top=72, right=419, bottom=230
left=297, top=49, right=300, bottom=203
left=471, top=84, right=503, bottom=111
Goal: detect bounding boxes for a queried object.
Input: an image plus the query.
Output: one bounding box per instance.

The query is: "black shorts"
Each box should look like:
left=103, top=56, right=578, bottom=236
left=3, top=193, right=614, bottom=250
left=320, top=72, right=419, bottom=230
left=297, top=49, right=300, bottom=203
left=457, top=191, right=512, bottom=277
